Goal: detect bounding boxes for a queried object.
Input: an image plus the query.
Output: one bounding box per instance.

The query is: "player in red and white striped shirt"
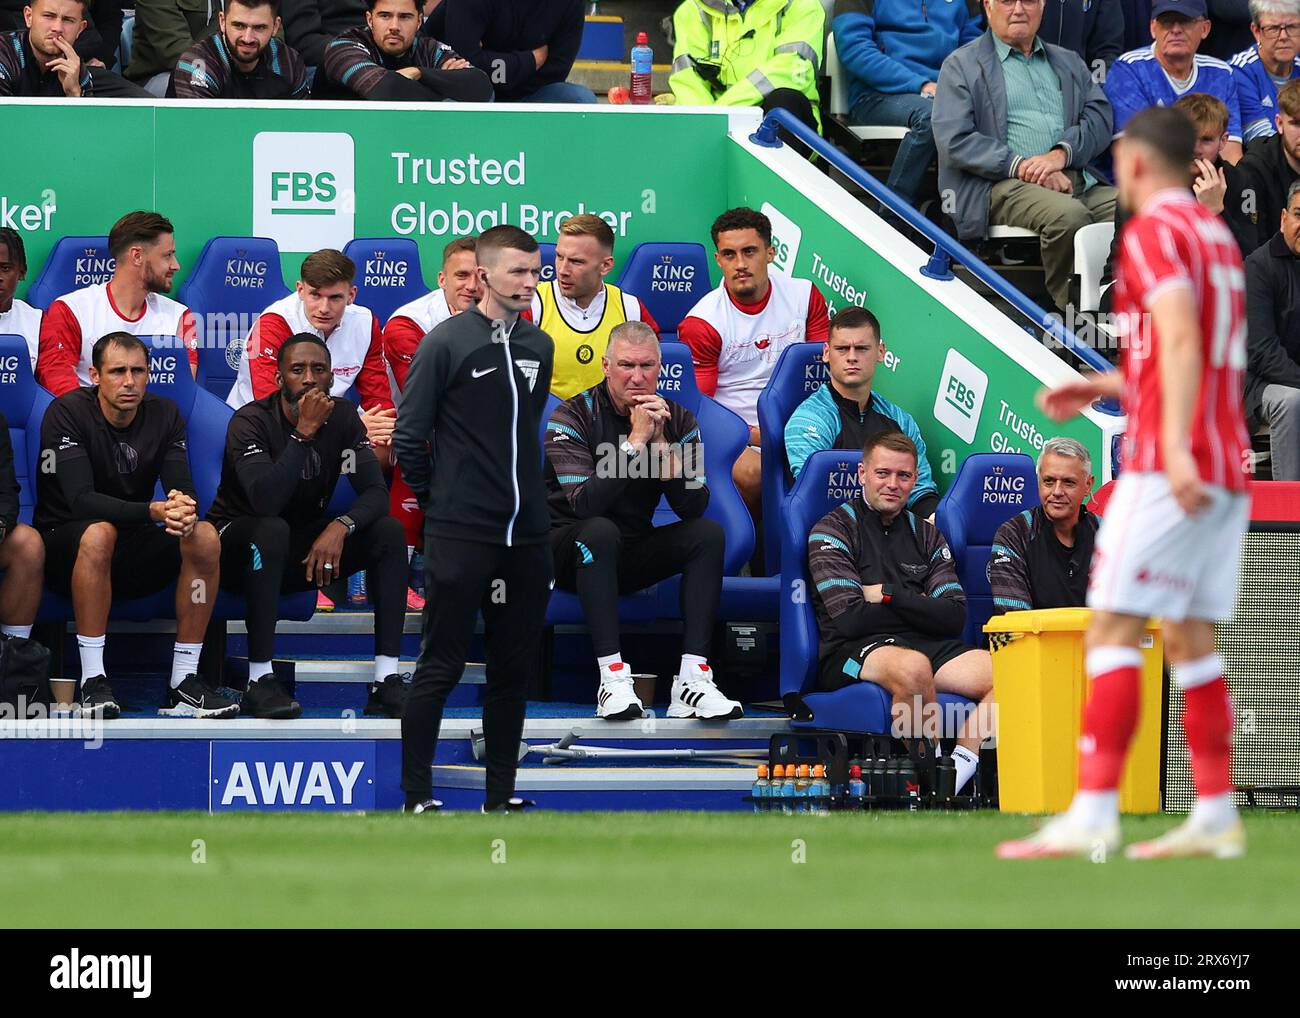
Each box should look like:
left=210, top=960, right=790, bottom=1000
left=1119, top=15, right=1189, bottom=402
left=1000, top=107, right=1252, bottom=861
left=37, top=211, right=198, bottom=396
left=678, top=207, right=830, bottom=518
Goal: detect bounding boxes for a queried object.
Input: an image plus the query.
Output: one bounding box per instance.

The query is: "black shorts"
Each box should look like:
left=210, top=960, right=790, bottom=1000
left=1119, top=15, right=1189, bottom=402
left=41, top=520, right=183, bottom=599
left=819, top=632, right=976, bottom=693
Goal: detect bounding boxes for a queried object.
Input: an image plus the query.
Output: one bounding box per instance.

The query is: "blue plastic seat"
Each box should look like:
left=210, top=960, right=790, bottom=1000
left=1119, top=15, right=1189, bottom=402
left=176, top=236, right=289, bottom=401
left=615, top=242, right=713, bottom=341
left=0, top=334, right=55, bottom=526
left=781, top=450, right=975, bottom=732
left=25, top=236, right=112, bottom=310
left=342, top=238, right=428, bottom=325
left=755, top=341, right=831, bottom=572
left=934, top=452, right=1039, bottom=646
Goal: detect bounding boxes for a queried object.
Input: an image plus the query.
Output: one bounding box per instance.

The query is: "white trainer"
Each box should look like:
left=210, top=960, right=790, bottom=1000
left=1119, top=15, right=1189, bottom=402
left=596, top=664, right=644, bottom=721
left=996, top=813, right=1121, bottom=860
left=667, top=664, right=743, bottom=720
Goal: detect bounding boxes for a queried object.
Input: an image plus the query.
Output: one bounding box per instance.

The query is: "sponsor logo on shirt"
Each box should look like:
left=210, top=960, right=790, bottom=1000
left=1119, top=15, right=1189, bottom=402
left=252, top=132, right=355, bottom=251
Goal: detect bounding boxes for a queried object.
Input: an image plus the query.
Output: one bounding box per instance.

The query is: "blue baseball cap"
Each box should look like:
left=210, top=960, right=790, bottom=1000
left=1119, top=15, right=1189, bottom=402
left=1151, top=0, right=1207, bottom=18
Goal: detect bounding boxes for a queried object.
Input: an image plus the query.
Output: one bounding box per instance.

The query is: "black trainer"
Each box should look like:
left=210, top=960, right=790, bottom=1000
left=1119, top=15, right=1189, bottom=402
left=80, top=676, right=120, bottom=720
left=160, top=674, right=240, bottom=719
left=365, top=673, right=408, bottom=719
left=241, top=676, right=302, bottom=720
left=481, top=796, right=536, bottom=813
left=404, top=798, right=444, bottom=814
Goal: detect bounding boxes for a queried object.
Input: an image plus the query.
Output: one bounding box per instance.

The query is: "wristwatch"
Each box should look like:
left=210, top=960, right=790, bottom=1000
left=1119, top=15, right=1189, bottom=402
left=335, top=514, right=357, bottom=536
left=880, top=583, right=894, bottom=604
left=619, top=439, right=641, bottom=456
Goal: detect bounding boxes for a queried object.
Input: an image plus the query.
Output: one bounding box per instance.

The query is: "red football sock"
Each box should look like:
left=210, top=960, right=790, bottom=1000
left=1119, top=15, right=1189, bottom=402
left=1078, top=647, right=1143, bottom=792
left=1180, top=657, right=1234, bottom=798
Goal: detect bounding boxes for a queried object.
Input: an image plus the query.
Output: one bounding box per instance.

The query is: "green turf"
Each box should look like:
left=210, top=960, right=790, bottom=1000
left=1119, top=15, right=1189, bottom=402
left=3, top=811, right=1298, bottom=927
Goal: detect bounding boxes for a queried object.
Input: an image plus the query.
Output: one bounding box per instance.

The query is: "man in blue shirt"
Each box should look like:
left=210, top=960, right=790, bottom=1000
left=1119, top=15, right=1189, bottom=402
left=832, top=0, right=983, bottom=204
left=1229, top=0, right=1300, bottom=146
left=785, top=306, right=939, bottom=517
left=1106, top=0, right=1244, bottom=162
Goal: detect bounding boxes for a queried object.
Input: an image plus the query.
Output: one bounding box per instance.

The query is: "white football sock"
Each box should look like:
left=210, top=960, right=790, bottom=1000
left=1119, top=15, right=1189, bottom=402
left=679, top=654, right=708, bottom=680
left=1, top=625, right=33, bottom=640
left=1188, top=792, right=1238, bottom=834
left=1067, top=789, right=1120, bottom=831
left=374, top=655, right=400, bottom=687
left=77, top=634, right=106, bottom=683
left=170, top=642, right=203, bottom=689
left=952, top=745, right=980, bottom=794
left=247, top=661, right=275, bottom=684
left=597, top=653, right=624, bottom=673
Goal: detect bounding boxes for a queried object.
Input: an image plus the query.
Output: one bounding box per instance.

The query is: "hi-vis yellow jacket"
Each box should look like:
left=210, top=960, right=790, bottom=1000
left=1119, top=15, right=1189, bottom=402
left=670, top=0, right=825, bottom=130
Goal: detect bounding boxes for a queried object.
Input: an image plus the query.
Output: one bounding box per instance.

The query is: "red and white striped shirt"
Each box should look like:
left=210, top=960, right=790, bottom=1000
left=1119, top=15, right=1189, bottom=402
left=1112, top=189, right=1250, bottom=491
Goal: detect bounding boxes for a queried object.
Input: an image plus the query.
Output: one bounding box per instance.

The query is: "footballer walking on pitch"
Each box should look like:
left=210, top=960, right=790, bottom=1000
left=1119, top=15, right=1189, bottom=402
left=999, top=106, right=1252, bottom=860
left=392, top=225, right=555, bottom=814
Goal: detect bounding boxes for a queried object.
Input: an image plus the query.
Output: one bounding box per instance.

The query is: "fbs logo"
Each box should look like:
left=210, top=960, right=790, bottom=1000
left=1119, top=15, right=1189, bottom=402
left=933, top=348, right=988, bottom=444
left=253, top=132, right=355, bottom=252
left=759, top=201, right=802, bottom=273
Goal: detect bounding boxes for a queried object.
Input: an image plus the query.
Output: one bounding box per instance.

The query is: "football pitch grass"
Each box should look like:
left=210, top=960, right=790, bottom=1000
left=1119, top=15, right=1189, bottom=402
left=4, top=810, right=1298, bottom=927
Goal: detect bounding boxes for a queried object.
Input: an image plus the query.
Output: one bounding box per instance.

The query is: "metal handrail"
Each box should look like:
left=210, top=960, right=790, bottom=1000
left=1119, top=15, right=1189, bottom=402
left=749, top=108, right=1122, bottom=414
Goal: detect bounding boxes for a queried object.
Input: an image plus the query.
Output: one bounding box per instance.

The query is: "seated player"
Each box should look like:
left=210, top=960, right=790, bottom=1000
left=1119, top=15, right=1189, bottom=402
left=785, top=306, right=938, bottom=517
left=989, top=437, right=1100, bottom=613
left=0, top=0, right=93, bottom=96
left=208, top=335, right=409, bottom=719
left=168, top=0, right=309, bottom=99
left=809, top=430, right=994, bottom=794
left=383, top=236, right=479, bottom=567
left=0, top=411, right=45, bottom=657
left=316, top=0, right=492, bottom=102
left=35, top=333, right=232, bottom=720
left=37, top=211, right=198, bottom=396
left=679, top=207, right=830, bottom=517
left=227, top=249, right=395, bottom=454
left=0, top=228, right=40, bottom=370
left=544, top=321, right=739, bottom=721
left=528, top=213, right=659, bottom=400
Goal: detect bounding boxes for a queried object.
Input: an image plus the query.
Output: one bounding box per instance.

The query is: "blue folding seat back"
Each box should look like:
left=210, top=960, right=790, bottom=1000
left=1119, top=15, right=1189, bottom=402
left=756, top=342, right=831, bottom=571
left=539, top=243, right=557, bottom=284
left=26, top=236, right=112, bottom=310
left=342, top=238, right=428, bottom=325
left=176, top=236, right=289, bottom=400
left=615, top=242, right=713, bottom=340
left=781, top=450, right=975, bottom=732
left=0, top=335, right=53, bottom=525
left=934, top=452, right=1039, bottom=645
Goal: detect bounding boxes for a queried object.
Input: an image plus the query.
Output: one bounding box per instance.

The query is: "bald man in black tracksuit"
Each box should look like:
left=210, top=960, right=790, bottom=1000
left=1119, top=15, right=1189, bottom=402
left=392, top=225, right=553, bottom=814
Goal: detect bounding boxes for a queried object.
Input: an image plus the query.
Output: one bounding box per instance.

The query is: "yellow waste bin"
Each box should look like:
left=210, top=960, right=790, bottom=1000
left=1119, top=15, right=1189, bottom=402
left=984, top=607, right=1162, bottom=814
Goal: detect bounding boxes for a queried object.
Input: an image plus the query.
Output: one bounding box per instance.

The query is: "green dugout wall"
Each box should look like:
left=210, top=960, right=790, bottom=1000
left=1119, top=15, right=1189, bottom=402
left=1, top=100, right=1121, bottom=489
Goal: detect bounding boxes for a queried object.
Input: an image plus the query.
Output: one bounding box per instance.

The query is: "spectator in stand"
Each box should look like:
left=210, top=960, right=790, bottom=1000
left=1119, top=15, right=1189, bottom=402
left=544, top=321, right=739, bottom=723
left=1040, top=0, right=1126, bottom=70
left=809, top=430, right=994, bottom=795
left=316, top=0, right=491, bottom=101
left=1, top=0, right=122, bottom=68
left=0, top=0, right=93, bottom=95
left=279, top=0, right=364, bottom=69
left=1244, top=180, right=1300, bottom=480
left=1229, top=0, right=1300, bottom=147
left=168, top=0, right=308, bottom=98
left=1105, top=0, right=1244, bottom=163
left=423, top=0, right=594, bottom=103
left=785, top=307, right=939, bottom=517
left=678, top=206, right=830, bottom=519
left=1206, top=0, right=1255, bottom=58
left=527, top=214, right=659, bottom=400
left=1122, top=0, right=1155, bottom=49
left=0, top=229, right=40, bottom=371
left=37, top=211, right=198, bottom=396
left=1176, top=94, right=1258, bottom=250
left=933, top=0, right=1116, bottom=313
left=124, top=0, right=220, bottom=94
left=1237, top=78, right=1300, bottom=246
left=670, top=0, right=824, bottom=132
left=989, top=437, right=1099, bottom=613
left=831, top=0, right=982, bottom=205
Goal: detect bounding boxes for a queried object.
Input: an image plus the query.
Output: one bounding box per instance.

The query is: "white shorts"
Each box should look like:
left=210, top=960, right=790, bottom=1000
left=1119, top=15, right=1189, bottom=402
left=1087, top=471, right=1251, bottom=622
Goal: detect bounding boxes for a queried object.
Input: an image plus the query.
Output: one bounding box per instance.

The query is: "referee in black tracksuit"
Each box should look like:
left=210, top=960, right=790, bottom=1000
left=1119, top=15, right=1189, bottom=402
left=393, top=225, right=554, bottom=814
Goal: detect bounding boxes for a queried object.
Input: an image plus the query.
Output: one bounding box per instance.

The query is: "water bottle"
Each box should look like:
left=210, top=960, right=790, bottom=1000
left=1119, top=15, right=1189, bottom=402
left=935, top=756, right=957, bottom=803
left=347, top=570, right=368, bottom=607
left=871, top=757, right=887, bottom=802
left=848, top=764, right=866, bottom=806
left=781, top=764, right=797, bottom=815
left=901, top=759, right=920, bottom=811
left=630, top=31, right=653, bottom=104
left=885, top=759, right=901, bottom=806
left=793, top=764, right=810, bottom=813
left=409, top=550, right=425, bottom=598
left=752, top=764, right=770, bottom=813
left=811, top=764, right=830, bottom=815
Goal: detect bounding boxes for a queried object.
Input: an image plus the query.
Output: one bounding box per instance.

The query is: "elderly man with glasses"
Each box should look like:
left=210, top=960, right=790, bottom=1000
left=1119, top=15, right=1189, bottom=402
left=933, top=0, right=1117, bottom=313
